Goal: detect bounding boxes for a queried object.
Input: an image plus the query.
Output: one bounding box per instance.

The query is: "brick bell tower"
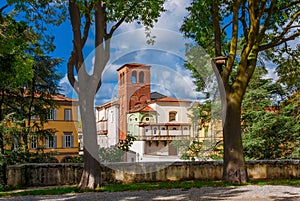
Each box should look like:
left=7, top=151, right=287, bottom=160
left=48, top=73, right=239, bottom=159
left=117, top=63, right=151, bottom=140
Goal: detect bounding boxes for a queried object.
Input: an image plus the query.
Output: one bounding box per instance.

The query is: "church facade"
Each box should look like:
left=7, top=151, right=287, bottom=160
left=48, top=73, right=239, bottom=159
left=95, top=63, right=193, bottom=161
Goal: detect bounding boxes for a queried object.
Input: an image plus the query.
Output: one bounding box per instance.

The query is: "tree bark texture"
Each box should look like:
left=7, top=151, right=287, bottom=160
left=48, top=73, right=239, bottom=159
left=78, top=91, right=102, bottom=190
left=222, top=97, right=248, bottom=183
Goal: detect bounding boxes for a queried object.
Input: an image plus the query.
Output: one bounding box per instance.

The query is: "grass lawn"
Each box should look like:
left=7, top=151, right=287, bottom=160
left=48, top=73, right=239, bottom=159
left=0, top=179, right=299, bottom=198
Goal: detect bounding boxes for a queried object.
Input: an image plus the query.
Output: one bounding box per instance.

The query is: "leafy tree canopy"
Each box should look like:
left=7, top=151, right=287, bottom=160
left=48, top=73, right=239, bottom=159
left=0, top=14, right=34, bottom=90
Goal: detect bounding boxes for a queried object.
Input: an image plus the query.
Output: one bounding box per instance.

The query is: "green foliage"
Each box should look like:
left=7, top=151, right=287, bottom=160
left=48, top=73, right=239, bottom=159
left=62, top=156, right=83, bottom=163
left=5, top=0, right=67, bottom=53
left=105, top=0, right=165, bottom=26
left=99, top=134, right=136, bottom=162
left=0, top=186, right=79, bottom=197
left=0, top=15, right=34, bottom=90
left=98, top=146, right=124, bottom=163
left=242, top=68, right=300, bottom=159
left=0, top=12, right=63, bottom=188
left=180, top=0, right=217, bottom=55
left=117, top=134, right=136, bottom=152
left=182, top=1, right=300, bottom=169
left=184, top=44, right=213, bottom=93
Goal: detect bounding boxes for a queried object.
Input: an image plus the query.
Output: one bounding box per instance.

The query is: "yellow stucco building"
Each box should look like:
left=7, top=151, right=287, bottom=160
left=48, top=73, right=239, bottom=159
left=29, top=94, right=79, bottom=162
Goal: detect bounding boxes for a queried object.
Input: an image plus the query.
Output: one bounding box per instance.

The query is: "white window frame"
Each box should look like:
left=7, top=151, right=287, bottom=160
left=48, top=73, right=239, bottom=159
left=46, top=135, right=57, bottom=148
left=48, top=109, right=57, bottom=120
left=30, top=136, right=38, bottom=149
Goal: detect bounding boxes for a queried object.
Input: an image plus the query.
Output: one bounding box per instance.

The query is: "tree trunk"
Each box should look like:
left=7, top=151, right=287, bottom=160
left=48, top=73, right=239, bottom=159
left=78, top=90, right=102, bottom=190
left=79, top=147, right=101, bottom=190
left=222, top=97, right=248, bottom=183
left=0, top=92, right=7, bottom=186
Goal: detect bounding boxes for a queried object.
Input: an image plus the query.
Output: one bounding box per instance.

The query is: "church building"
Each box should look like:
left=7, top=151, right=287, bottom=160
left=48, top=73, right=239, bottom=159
left=95, top=63, right=193, bottom=161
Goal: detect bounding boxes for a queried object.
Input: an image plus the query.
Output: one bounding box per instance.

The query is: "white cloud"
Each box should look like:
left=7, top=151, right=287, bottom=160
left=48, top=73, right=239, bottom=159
left=65, top=0, right=204, bottom=106
left=150, top=63, right=200, bottom=101
left=154, top=0, right=191, bottom=31
left=264, top=68, right=278, bottom=81
left=59, top=74, right=77, bottom=98
left=95, top=83, right=118, bottom=106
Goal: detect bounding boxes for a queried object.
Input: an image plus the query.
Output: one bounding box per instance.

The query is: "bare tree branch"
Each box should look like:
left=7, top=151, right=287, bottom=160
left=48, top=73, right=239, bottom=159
left=240, top=1, right=248, bottom=39
left=258, top=0, right=275, bottom=42
left=67, top=51, right=78, bottom=90
left=211, top=0, right=222, bottom=57
left=221, top=21, right=232, bottom=34
left=259, top=32, right=300, bottom=51
left=223, top=0, right=242, bottom=88
left=69, top=0, right=84, bottom=73
left=81, top=0, right=93, bottom=47
left=259, top=10, right=300, bottom=51
left=265, top=0, right=300, bottom=12
left=0, top=5, right=8, bottom=13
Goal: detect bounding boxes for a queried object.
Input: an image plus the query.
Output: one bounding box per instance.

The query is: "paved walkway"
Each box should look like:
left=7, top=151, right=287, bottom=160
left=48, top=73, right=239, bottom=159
left=1, top=185, right=300, bottom=201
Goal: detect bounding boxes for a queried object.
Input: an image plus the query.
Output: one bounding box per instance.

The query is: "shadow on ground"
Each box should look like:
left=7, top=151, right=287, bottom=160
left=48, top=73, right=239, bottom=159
left=1, top=186, right=300, bottom=201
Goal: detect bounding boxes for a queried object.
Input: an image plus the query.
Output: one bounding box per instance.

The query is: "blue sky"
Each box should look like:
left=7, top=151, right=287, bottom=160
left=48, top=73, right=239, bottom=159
left=1, top=0, right=280, bottom=107
left=48, top=0, right=204, bottom=106
left=46, top=0, right=279, bottom=107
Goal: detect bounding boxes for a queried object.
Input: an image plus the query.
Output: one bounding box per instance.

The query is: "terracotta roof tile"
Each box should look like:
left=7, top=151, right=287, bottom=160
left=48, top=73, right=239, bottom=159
left=129, top=105, right=156, bottom=113
left=51, top=94, right=78, bottom=102
left=154, top=96, right=192, bottom=103
left=117, top=63, right=150, bottom=71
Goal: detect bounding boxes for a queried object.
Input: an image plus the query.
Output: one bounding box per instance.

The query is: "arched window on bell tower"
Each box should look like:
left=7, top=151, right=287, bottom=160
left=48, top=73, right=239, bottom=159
left=132, top=71, right=137, bottom=83
left=139, top=71, right=144, bottom=83
left=120, top=73, right=123, bottom=85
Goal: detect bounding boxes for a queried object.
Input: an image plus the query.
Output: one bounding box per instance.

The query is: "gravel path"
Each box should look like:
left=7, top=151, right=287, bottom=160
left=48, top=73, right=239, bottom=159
left=1, top=185, right=300, bottom=201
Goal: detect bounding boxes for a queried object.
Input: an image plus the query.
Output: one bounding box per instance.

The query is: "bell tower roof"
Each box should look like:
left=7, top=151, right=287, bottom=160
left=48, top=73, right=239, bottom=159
left=117, top=63, right=150, bottom=71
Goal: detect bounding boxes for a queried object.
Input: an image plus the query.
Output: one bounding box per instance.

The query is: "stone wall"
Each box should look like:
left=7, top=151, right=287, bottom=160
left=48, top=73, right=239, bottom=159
left=7, top=160, right=300, bottom=187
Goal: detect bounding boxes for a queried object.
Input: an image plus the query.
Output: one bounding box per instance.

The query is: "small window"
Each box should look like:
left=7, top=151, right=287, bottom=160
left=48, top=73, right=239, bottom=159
left=64, top=109, right=72, bottom=121
left=161, top=127, right=166, bottom=130
left=48, top=109, right=57, bottom=120
left=120, top=72, right=125, bottom=85
left=135, top=118, right=138, bottom=121
left=145, top=117, right=150, bottom=121
left=145, top=128, right=149, bottom=133
left=173, top=127, right=177, bottom=130
left=132, top=71, right=137, bottom=83
left=184, top=127, right=188, bottom=130
left=12, top=137, right=19, bottom=149
left=110, top=112, right=114, bottom=123
left=139, top=71, right=144, bottom=83
left=120, top=73, right=123, bottom=85
left=153, top=127, right=157, bottom=134
left=30, top=136, right=37, bottom=149
left=169, top=111, right=177, bottom=122
left=46, top=135, right=57, bottom=148
left=62, top=133, right=74, bottom=148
